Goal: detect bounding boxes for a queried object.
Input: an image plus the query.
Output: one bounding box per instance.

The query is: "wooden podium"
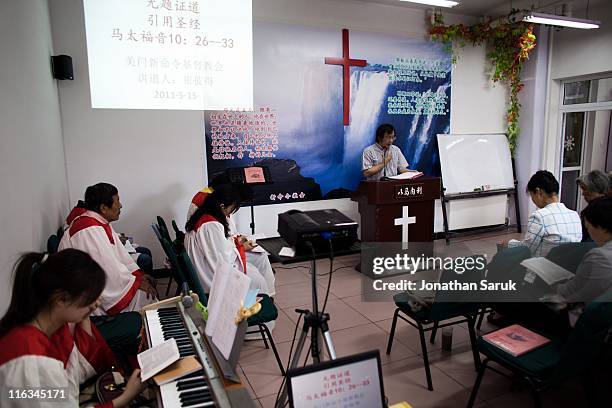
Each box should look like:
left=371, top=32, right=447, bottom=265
left=351, top=177, right=441, bottom=243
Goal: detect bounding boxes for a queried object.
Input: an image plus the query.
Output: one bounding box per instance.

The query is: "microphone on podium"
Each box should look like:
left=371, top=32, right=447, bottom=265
left=381, top=147, right=390, bottom=181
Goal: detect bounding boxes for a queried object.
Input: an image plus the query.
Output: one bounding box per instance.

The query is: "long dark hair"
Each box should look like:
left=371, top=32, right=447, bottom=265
left=0, top=249, right=106, bottom=337
left=186, top=184, right=241, bottom=237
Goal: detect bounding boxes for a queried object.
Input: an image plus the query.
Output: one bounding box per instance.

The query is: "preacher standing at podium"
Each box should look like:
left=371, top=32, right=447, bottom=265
left=362, top=124, right=410, bottom=180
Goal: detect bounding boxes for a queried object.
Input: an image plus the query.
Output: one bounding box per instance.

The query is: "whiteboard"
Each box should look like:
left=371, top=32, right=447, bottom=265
left=437, top=133, right=514, bottom=195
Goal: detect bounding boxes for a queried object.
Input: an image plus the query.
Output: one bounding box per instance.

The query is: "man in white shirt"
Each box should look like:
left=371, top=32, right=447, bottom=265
left=362, top=124, right=411, bottom=181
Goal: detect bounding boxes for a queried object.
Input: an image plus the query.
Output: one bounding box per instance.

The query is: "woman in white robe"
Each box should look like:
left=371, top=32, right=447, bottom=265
left=227, top=214, right=276, bottom=294
left=185, top=185, right=275, bottom=296
left=0, top=250, right=143, bottom=407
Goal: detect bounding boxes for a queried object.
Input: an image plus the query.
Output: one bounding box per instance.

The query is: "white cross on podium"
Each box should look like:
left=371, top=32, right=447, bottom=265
left=394, top=205, right=416, bottom=243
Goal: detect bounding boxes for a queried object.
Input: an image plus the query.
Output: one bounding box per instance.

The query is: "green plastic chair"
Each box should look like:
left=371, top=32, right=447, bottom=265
left=466, top=291, right=612, bottom=408
left=159, top=235, right=188, bottom=290
left=47, top=226, right=64, bottom=254
left=171, top=219, right=186, bottom=255
left=386, top=256, right=485, bottom=391
left=47, top=234, right=60, bottom=254
left=172, top=219, right=185, bottom=241
left=156, top=215, right=172, bottom=242
left=151, top=224, right=185, bottom=296
left=179, top=251, right=208, bottom=305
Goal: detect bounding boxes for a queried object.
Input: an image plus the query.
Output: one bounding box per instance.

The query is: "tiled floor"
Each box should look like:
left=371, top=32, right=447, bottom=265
left=160, top=230, right=591, bottom=407
left=234, top=231, right=593, bottom=408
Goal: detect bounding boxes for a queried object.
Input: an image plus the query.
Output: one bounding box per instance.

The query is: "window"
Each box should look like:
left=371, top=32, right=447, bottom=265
left=563, top=81, right=590, bottom=105
left=559, top=76, right=612, bottom=211
left=563, top=77, right=612, bottom=105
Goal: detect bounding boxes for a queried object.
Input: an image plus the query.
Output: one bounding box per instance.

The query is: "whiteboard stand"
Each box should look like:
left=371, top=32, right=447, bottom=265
left=436, top=133, right=522, bottom=244
left=440, top=161, right=522, bottom=244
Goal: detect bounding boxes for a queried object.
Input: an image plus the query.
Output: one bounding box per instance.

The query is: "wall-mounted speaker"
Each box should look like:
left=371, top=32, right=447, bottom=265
left=51, top=55, right=74, bottom=80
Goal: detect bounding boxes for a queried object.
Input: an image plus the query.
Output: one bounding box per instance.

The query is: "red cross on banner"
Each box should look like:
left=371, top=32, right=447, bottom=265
left=325, top=29, right=367, bottom=126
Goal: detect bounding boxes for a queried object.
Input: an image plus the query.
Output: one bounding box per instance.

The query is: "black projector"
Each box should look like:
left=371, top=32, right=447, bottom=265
left=278, top=209, right=358, bottom=254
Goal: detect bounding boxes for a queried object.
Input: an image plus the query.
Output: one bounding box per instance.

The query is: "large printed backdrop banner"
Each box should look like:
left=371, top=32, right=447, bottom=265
left=205, top=22, right=451, bottom=205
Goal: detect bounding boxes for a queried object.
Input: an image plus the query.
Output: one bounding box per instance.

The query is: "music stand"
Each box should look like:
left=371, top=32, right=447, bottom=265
left=224, top=166, right=273, bottom=234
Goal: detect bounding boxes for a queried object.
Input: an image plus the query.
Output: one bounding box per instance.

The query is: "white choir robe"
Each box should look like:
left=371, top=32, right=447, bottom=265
left=185, top=216, right=275, bottom=295
left=227, top=215, right=276, bottom=295
left=0, top=322, right=115, bottom=408
left=59, top=210, right=157, bottom=315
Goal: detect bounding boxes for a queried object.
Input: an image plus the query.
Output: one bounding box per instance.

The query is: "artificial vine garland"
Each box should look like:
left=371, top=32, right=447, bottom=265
left=429, top=13, right=537, bottom=155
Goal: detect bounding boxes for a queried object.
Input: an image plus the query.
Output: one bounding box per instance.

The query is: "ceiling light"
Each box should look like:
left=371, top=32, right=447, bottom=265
left=399, top=0, right=459, bottom=8
left=522, top=12, right=600, bottom=29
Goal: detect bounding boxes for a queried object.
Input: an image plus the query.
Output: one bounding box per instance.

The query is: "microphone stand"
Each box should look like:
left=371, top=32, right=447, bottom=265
left=249, top=197, right=256, bottom=235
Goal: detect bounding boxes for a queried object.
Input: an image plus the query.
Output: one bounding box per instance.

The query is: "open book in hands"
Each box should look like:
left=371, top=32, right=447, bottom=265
left=520, top=257, right=574, bottom=286
left=138, top=338, right=180, bottom=382
left=137, top=338, right=203, bottom=384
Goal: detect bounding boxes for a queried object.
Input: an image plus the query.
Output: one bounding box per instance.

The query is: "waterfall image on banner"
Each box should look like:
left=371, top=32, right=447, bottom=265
left=204, top=22, right=451, bottom=205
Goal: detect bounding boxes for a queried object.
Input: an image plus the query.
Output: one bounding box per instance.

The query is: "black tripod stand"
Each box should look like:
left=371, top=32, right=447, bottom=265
left=275, top=242, right=337, bottom=408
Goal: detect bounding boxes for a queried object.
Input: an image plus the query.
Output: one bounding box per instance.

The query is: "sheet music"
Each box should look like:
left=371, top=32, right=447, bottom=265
left=205, top=260, right=252, bottom=359
left=520, top=257, right=574, bottom=286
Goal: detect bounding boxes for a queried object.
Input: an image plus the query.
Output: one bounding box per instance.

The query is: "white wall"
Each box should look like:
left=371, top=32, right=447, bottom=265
left=449, top=44, right=507, bottom=135
left=549, top=2, right=612, bottom=81
left=48, top=0, right=508, bottom=265
left=0, top=0, right=69, bottom=314
left=48, top=0, right=206, bottom=266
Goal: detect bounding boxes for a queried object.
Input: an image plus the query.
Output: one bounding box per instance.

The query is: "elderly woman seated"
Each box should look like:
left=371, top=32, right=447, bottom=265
left=576, top=170, right=610, bottom=242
